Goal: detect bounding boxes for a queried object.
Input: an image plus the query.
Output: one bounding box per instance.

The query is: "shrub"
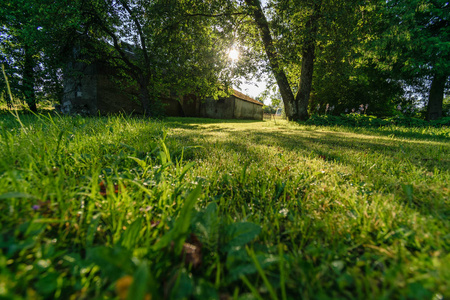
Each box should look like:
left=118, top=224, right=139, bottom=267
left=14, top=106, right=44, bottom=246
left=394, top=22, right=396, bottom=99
left=305, top=114, right=450, bottom=128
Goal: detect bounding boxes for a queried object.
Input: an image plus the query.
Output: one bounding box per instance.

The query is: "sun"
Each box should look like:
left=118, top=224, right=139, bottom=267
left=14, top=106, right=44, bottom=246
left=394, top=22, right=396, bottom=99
left=228, top=49, right=239, bottom=61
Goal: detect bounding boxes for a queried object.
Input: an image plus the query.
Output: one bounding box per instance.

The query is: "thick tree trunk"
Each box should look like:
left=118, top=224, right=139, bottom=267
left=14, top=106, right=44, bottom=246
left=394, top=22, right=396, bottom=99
left=138, top=75, right=164, bottom=117
left=426, top=73, right=447, bottom=121
left=294, top=45, right=314, bottom=120
left=138, top=76, right=151, bottom=116
left=23, top=45, right=37, bottom=112
left=294, top=7, right=320, bottom=121
left=244, top=0, right=297, bottom=119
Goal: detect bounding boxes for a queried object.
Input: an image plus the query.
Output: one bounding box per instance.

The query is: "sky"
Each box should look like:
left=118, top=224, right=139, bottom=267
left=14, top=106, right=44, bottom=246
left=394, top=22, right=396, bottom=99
left=234, top=79, right=268, bottom=103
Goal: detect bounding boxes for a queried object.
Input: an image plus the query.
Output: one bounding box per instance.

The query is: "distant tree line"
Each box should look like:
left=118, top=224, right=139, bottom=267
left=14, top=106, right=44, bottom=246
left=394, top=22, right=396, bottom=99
left=1, top=0, right=448, bottom=120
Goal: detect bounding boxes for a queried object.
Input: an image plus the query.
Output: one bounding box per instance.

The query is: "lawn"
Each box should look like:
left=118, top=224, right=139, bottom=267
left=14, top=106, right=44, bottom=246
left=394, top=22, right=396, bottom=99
left=0, top=113, right=449, bottom=299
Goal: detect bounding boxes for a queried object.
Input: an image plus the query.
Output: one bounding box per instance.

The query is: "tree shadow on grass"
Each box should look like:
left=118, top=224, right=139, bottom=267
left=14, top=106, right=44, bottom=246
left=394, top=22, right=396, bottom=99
left=163, top=122, right=449, bottom=220
left=166, top=122, right=450, bottom=173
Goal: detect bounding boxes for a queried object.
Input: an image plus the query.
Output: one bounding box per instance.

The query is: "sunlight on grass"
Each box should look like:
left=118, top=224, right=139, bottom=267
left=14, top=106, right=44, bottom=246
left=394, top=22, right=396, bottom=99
left=0, top=115, right=448, bottom=299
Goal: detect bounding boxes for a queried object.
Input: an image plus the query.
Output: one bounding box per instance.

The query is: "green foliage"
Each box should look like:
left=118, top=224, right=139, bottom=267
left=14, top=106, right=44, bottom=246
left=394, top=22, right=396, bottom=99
left=377, top=0, right=450, bottom=79
left=360, top=0, right=449, bottom=118
left=306, top=113, right=450, bottom=129
left=443, top=96, right=450, bottom=117
left=0, top=0, right=72, bottom=108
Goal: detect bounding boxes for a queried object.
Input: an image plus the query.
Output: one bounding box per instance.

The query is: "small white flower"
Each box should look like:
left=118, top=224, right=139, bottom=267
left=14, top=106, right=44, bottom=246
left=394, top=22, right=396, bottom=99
left=279, top=208, right=289, bottom=217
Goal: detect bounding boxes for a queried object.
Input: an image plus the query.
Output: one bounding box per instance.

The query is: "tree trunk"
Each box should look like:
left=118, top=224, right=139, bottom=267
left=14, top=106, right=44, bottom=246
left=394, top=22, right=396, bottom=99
left=245, top=0, right=320, bottom=121
left=294, top=45, right=314, bottom=120
left=138, top=76, right=151, bottom=116
left=244, top=0, right=297, bottom=119
left=426, top=73, right=447, bottom=121
left=138, top=75, right=164, bottom=117
left=23, top=45, right=37, bottom=112
left=294, top=6, right=320, bottom=121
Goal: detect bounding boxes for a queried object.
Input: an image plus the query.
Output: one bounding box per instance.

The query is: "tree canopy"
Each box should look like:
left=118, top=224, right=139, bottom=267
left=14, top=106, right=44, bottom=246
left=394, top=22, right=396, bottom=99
left=1, top=0, right=448, bottom=119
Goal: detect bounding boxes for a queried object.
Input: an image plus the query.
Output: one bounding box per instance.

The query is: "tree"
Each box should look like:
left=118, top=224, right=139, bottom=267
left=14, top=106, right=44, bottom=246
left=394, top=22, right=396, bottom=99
left=1, top=0, right=41, bottom=111
left=369, top=0, right=450, bottom=120
left=2, top=0, right=244, bottom=115
left=302, top=0, right=403, bottom=116
left=56, top=0, right=240, bottom=116
left=243, top=0, right=400, bottom=120
left=243, top=0, right=322, bottom=121
left=1, top=0, right=78, bottom=111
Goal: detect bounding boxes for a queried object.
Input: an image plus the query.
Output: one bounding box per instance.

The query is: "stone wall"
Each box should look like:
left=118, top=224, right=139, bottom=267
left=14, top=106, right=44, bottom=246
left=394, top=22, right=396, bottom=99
left=200, top=97, right=235, bottom=119
left=61, top=62, right=98, bottom=115
left=234, top=97, right=263, bottom=120
left=180, top=95, right=201, bottom=117
left=96, top=74, right=143, bottom=115
left=162, top=97, right=184, bottom=117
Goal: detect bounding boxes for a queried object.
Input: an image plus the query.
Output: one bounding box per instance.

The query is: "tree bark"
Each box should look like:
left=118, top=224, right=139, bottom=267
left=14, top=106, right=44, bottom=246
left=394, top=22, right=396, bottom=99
left=426, top=73, right=447, bottom=121
left=294, top=45, right=314, bottom=120
left=138, top=75, right=152, bottom=116
left=23, top=45, right=37, bottom=112
left=294, top=6, right=320, bottom=121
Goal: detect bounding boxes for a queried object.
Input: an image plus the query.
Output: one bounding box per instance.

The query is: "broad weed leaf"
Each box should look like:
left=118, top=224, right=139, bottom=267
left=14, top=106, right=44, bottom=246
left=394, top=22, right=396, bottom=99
left=222, top=222, right=261, bottom=252
left=128, top=156, right=148, bottom=170
left=193, top=279, right=218, bottom=299
left=35, top=272, right=59, bottom=296
left=87, top=246, right=133, bottom=278
left=226, top=249, right=278, bottom=282
left=171, top=269, right=194, bottom=300
left=193, top=202, right=219, bottom=251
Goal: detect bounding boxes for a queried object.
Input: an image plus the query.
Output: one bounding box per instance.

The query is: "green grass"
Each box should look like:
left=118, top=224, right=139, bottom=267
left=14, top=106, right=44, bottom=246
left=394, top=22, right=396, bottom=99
left=0, top=114, right=448, bottom=299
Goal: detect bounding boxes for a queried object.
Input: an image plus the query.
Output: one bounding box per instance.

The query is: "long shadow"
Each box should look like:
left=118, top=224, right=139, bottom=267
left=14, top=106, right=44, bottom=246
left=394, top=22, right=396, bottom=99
left=258, top=129, right=449, bottom=171
left=161, top=122, right=449, bottom=220
left=165, top=121, right=450, bottom=172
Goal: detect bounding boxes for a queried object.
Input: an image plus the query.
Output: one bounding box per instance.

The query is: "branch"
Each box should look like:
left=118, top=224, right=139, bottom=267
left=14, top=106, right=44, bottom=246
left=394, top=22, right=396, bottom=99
left=96, top=20, right=139, bottom=78
left=117, top=0, right=150, bottom=67
left=244, top=0, right=294, bottom=104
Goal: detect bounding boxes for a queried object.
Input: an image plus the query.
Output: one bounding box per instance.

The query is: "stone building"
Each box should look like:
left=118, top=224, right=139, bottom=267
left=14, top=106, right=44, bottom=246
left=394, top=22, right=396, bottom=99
left=169, top=89, right=264, bottom=120
left=62, top=59, right=263, bottom=120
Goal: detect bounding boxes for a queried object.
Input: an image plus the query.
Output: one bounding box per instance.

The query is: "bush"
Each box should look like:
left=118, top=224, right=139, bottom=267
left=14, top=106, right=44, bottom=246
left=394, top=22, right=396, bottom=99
left=305, top=114, right=450, bottom=128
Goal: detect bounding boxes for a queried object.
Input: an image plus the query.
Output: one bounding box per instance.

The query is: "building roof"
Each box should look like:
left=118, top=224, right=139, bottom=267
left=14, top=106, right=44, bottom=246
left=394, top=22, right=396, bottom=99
left=232, top=89, right=264, bottom=106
